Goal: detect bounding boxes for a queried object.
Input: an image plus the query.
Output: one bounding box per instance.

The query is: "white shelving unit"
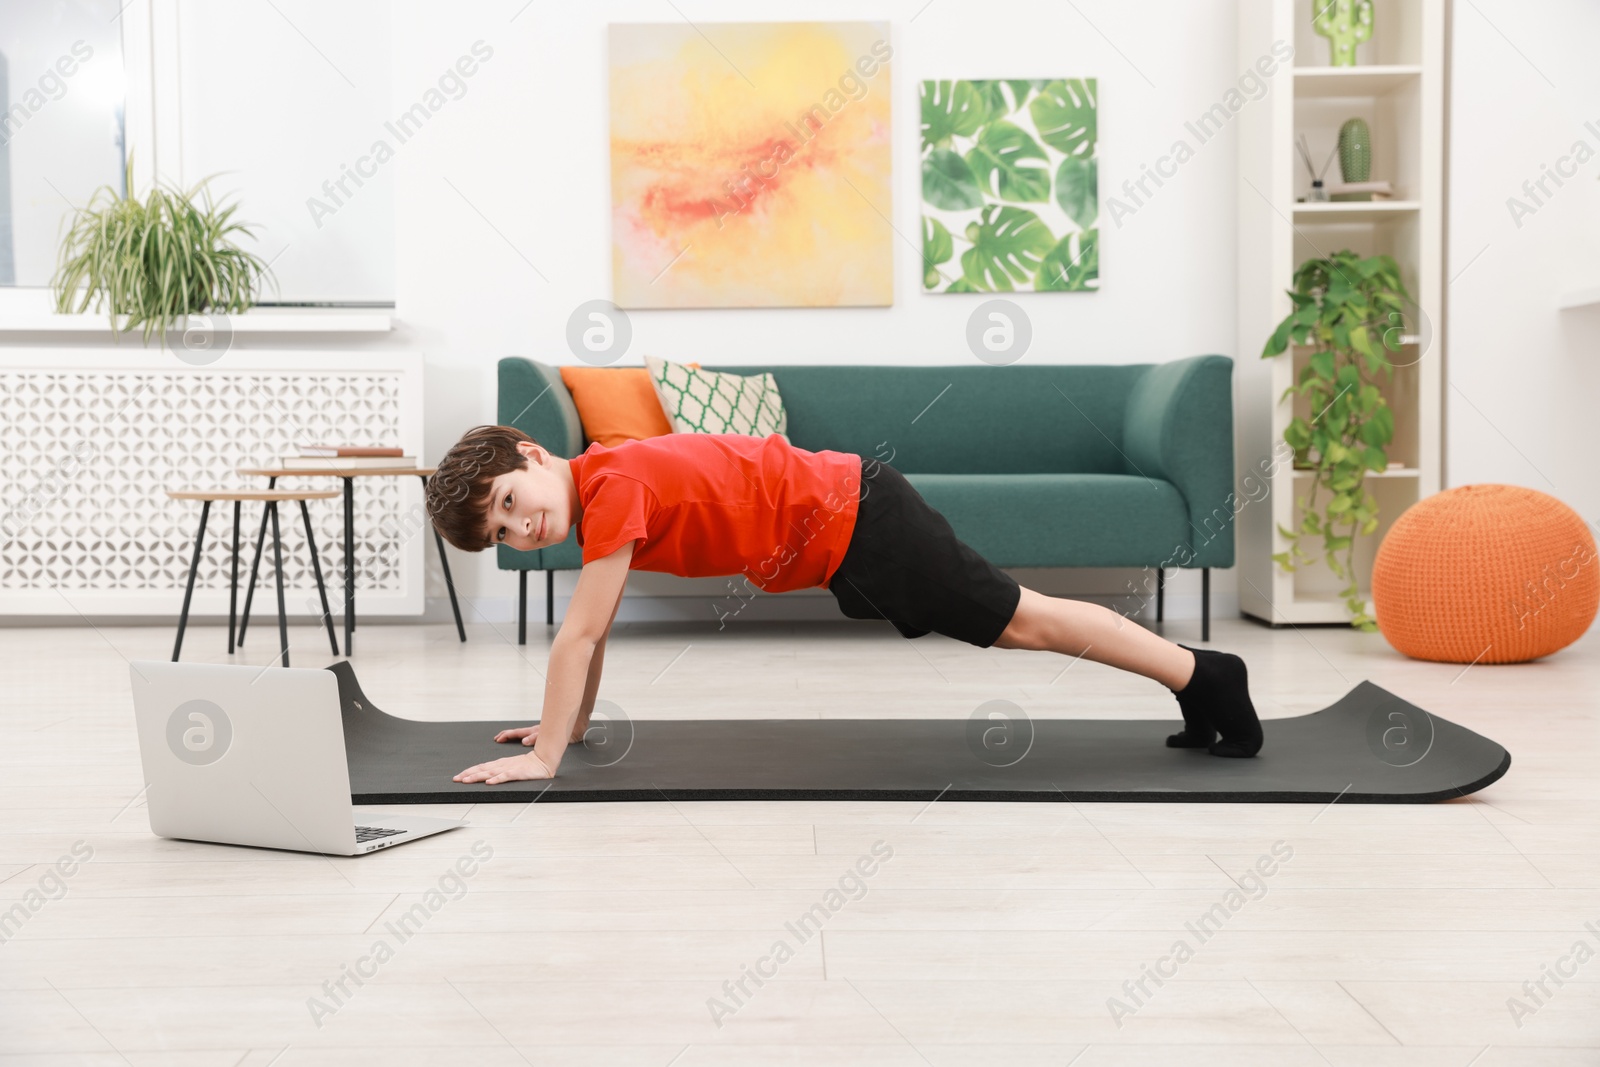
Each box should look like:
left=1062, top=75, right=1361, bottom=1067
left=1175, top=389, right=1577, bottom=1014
left=1235, top=0, right=1446, bottom=625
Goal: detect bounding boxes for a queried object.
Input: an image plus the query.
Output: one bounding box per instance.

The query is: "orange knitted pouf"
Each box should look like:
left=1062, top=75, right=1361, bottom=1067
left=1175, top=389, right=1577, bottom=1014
left=1372, top=484, right=1598, bottom=663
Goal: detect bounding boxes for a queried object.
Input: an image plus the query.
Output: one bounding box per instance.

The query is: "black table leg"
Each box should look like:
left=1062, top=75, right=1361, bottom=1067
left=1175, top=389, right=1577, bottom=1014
left=269, top=500, right=291, bottom=667
left=172, top=500, right=211, bottom=662
left=435, top=526, right=467, bottom=642
left=1156, top=566, right=1164, bottom=623
left=227, top=500, right=241, bottom=654
left=1202, top=567, right=1211, bottom=643
left=518, top=570, right=527, bottom=646
left=419, top=475, right=466, bottom=643
left=237, top=475, right=277, bottom=645
left=547, top=569, right=555, bottom=625
left=300, top=498, right=340, bottom=656
left=343, top=476, right=355, bottom=656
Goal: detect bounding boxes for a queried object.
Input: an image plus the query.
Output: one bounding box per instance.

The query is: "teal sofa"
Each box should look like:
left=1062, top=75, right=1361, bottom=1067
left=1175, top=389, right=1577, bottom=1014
left=497, top=355, right=1236, bottom=642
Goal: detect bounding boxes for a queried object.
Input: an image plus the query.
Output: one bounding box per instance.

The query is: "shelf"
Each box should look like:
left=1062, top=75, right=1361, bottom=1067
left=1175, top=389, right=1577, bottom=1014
left=1290, top=335, right=1422, bottom=348
left=1292, top=200, right=1420, bottom=223
left=1241, top=0, right=1442, bottom=631
left=1293, top=65, right=1422, bottom=97
left=1291, top=468, right=1419, bottom=477
left=0, top=309, right=395, bottom=334
left=1240, top=590, right=1376, bottom=626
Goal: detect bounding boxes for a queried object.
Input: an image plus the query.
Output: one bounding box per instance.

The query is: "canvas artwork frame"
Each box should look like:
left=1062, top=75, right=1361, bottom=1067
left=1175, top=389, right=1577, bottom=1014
left=609, top=21, right=894, bottom=309
left=920, top=78, right=1099, bottom=293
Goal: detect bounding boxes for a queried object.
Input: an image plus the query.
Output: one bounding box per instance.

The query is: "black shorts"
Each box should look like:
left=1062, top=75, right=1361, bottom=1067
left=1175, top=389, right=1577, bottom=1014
left=826, top=460, right=1022, bottom=647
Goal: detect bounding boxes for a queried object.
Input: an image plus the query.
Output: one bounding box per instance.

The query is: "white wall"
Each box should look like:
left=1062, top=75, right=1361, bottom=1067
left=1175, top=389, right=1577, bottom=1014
left=12, top=0, right=1342, bottom=626
left=14, top=0, right=1591, bottom=631
left=390, top=0, right=1246, bottom=624
left=1446, top=0, right=1600, bottom=538
left=388, top=0, right=1243, bottom=371
left=138, top=0, right=1247, bottom=625
left=175, top=1, right=395, bottom=303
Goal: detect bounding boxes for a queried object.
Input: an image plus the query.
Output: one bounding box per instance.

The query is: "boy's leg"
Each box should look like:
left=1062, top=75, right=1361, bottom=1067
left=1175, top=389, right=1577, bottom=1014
left=994, top=587, right=1195, bottom=689
left=993, top=587, right=1263, bottom=757
left=827, top=459, right=1260, bottom=756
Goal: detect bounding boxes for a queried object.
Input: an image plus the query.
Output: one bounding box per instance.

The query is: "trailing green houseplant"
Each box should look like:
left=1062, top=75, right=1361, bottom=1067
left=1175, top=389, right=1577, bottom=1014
left=53, top=155, right=274, bottom=348
left=1262, top=249, right=1414, bottom=631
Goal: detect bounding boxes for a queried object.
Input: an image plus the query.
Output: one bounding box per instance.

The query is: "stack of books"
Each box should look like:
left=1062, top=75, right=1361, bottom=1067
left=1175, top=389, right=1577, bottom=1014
left=1327, top=179, right=1394, bottom=202
left=282, top=444, right=417, bottom=470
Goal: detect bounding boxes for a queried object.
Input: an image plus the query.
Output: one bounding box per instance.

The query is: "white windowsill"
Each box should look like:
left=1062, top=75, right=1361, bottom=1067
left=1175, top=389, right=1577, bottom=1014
left=0, top=308, right=395, bottom=334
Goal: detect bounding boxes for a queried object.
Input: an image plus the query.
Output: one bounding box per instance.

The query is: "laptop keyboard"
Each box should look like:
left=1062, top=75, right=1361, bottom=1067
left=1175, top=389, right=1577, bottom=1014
left=354, top=825, right=404, bottom=843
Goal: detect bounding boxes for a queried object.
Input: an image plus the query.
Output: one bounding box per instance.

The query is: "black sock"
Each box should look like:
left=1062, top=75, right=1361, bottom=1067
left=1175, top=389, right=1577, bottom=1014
left=1167, top=644, right=1264, bottom=758
left=1165, top=647, right=1216, bottom=748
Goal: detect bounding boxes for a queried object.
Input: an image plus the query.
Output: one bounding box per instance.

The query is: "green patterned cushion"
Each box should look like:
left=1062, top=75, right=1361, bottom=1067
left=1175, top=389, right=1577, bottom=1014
left=645, top=355, right=789, bottom=441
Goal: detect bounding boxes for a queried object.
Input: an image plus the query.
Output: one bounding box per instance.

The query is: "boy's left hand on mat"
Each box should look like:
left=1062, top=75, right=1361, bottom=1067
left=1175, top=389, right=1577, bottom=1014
left=494, top=726, right=538, bottom=746
left=494, top=724, right=590, bottom=746
left=453, top=752, right=553, bottom=785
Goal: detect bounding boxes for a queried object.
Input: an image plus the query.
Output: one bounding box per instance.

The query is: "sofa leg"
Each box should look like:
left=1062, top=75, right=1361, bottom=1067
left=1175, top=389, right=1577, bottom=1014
left=1155, top=567, right=1164, bottom=623
left=518, top=570, right=527, bottom=646
left=1202, top=567, right=1211, bottom=643
left=547, top=570, right=555, bottom=626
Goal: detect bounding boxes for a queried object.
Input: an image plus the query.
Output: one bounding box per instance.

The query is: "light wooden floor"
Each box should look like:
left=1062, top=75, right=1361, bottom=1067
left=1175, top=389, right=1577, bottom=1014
left=2, top=610, right=1597, bottom=1066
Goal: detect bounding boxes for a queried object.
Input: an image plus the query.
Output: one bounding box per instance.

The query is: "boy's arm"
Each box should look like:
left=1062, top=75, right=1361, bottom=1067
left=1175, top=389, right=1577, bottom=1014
left=563, top=579, right=622, bottom=741
left=452, top=541, right=633, bottom=785
left=492, top=614, right=614, bottom=748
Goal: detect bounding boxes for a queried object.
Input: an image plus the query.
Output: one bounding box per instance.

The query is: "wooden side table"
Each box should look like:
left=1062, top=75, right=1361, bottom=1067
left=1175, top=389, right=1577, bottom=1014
left=235, top=466, right=466, bottom=656
left=167, top=489, right=343, bottom=668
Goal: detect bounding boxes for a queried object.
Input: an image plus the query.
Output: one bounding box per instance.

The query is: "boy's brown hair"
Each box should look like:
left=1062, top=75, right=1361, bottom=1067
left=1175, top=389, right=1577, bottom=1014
left=426, top=424, right=542, bottom=552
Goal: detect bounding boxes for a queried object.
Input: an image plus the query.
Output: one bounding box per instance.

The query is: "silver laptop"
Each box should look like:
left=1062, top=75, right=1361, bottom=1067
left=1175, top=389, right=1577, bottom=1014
left=129, top=660, right=464, bottom=855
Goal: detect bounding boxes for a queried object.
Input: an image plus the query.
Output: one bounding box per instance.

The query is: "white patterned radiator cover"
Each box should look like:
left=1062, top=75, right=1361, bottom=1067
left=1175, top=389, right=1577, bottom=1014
left=0, top=349, right=426, bottom=617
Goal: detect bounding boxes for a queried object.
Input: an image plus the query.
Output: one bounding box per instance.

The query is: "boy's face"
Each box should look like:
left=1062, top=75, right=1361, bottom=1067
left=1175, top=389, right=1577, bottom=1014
left=482, top=441, right=572, bottom=551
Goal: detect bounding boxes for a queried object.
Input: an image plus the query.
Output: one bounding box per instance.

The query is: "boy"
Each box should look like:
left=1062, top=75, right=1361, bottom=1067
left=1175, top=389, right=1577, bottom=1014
left=426, top=426, right=1263, bottom=786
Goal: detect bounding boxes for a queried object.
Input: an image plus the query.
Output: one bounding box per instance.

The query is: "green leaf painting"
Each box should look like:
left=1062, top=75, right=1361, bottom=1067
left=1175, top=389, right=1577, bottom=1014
left=967, top=121, right=1052, bottom=203
left=922, top=148, right=984, bottom=211
left=921, top=80, right=990, bottom=146
left=1030, top=79, right=1097, bottom=157
left=921, top=216, right=953, bottom=289
left=920, top=78, right=1099, bottom=293
left=1054, top=157, right=1097, bottom=231
left=960, top=206, right=1057, bottom=291
left=1036, top=228, right=1098, bottom=292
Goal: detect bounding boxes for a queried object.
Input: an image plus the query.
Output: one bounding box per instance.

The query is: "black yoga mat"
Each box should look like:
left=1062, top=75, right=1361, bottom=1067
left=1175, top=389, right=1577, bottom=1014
left=328, top=662, right=1510, bottom=805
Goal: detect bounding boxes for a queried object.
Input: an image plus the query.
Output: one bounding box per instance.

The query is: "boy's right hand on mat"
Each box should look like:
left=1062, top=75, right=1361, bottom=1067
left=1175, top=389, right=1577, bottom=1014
left=452, top=752, right=554, bottom=785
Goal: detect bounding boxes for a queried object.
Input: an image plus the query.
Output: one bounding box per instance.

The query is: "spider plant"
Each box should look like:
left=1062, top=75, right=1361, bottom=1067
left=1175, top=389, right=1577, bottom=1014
left=52, top=154, right=275, bottom=347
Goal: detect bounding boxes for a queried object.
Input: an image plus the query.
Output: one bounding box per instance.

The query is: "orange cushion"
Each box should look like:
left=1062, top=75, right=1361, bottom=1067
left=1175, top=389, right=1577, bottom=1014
left=1373, top=484, right=1598, bottom=663
left=558, top=364, right=698, bottom=449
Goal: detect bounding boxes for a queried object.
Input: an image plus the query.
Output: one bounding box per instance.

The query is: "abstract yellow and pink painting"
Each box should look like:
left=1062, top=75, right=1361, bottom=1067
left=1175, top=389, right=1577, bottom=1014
left=609, top=21, right=893, bottom=309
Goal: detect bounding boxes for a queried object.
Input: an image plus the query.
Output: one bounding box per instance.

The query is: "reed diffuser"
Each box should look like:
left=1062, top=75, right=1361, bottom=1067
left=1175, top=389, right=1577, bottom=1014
left=1295, top=133, right=1338, bottom=202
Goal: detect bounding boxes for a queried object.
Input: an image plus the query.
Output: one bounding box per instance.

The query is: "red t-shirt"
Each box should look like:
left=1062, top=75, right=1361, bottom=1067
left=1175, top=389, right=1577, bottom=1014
left=568, top=433, right=861, bottom=592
